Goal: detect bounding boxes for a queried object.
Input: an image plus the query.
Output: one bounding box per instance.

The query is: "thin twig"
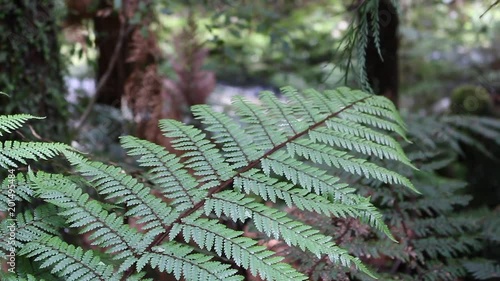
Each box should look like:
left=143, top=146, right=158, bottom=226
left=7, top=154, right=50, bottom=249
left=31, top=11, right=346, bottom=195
left=75, top=20, right=129, bottom=132
left=480, top=0, right=499, bottom=18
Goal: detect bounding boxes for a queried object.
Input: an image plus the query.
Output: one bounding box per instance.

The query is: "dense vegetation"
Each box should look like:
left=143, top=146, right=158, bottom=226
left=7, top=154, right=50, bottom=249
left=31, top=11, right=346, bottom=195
left=1, top=1, right=500, bottom=280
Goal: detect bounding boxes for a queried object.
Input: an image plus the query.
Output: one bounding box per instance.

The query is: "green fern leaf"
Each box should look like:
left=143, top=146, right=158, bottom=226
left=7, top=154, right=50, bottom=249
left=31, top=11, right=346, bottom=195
left=63, top=151, right=177, bottom=235
left=19, top=234, right=118, bottom=281
left=29, top=171, right=149, bottom=270
left=170, top=215, right=307, bottom=281
left=463, top=259, right=500, bottom=280
left=138, top=241, right=242, bottom=281
left=0, top=141, right=71, bottom=168
left=0, top=114, right=44, bottom=136
left=205, top=190, right=376, bottom=278
left=1, top=173, right=33, bottom=212
left=235, top=169, right=396, bottom=241
left=120, top=135, right=202, bottom=212
left=160, top=119, right=235, bottom=187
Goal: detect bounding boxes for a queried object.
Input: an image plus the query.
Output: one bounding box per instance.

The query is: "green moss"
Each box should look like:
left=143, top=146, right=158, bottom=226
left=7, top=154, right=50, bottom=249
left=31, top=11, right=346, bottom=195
left=450, top=85, right=492, bottom=115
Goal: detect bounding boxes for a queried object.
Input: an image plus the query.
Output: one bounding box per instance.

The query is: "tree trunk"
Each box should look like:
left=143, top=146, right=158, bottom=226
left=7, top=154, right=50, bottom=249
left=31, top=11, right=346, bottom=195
left=93, top=1, right=131, bottom=107
left=0, top=0, right=68, bottom=142
left=364, top=0, right=399, bottom=105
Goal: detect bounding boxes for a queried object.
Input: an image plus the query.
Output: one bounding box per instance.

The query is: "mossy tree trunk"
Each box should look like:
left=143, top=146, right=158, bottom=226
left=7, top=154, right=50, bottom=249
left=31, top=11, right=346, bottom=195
left=0, top=0, right=68, bottom=142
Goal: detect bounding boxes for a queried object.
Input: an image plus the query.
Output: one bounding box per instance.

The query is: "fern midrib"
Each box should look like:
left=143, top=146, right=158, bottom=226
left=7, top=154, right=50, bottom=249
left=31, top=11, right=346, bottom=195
left=145, top=95, right=372, bottom=252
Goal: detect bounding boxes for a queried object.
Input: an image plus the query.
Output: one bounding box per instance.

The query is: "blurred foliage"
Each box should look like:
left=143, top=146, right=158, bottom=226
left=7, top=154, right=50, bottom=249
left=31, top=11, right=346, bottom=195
left=0, top=0, right=69, bottom=142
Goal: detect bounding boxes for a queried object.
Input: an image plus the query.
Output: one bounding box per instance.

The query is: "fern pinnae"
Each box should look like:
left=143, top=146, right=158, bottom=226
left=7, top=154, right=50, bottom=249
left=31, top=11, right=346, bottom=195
left=8, top=205, right=63, bottom=245
left=308, top=126, right=411, bottom=164
left=19, top=235, right=118, bottom=281
left=368, top=0, right=383, bottom=60
left=63, top=151, right=177, bottom=234
left=29, top=171, right=147, bottom=267
left=1, top=173, right=33, bottom=211
left=282, top=86, right=326, bottom=125
left=205, top=190, right=377, bottom=278
left=259, top=91, right=304, bottom=135
left=138, top=242, right=241, bottom=281
left=464, top=260, right=500, bottom=280
left=235, top=169, right=395, bottom=242
left=326, top=118, right=403, bottom=151
left=352, top=103, right=407, bottom=130
left=340, top=111, right=409, bottom=143
left=355, top=17, right=371, bottom=92
left=0, top=206, right=60, bottom=255
left=120, top=136, right=201, bottom=212
left=191, top=105, right=259, bottom=168
left=171, top=215, right=307, bottom=281
left=160, top=119, right=234, bottom=186
left=232, top=95, right=287, bottom=150
left=0, top=141, right=72, bottom=169
left=288, top=138, right=416, bottom=191
left=0, top=114, right=44, bottom=136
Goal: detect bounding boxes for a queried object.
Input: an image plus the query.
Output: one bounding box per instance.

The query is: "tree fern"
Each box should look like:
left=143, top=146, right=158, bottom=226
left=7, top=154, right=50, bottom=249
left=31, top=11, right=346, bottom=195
left=1, top=86, right=417, bottom=280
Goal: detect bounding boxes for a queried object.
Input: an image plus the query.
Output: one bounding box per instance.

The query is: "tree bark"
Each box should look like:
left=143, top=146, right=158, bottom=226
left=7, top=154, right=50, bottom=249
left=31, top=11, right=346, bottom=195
left=0, top=0, right=68, bottom=142
left=93, top=1, right=131, bottom=107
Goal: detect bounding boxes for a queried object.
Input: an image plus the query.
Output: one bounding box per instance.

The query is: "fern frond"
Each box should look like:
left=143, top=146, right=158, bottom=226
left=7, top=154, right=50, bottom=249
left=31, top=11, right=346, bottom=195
left=232, top=95, right=287, bottom=151
left=19, top=234, right=119, bottom=281
left=192, top=104, right=260, bottom=167
left=368, top=0, right=382, bottom=60
left=0, top=114, right=43, bottom=136
left=29, top=171, right=149, bottom=269
left=205, top=190, right=376, bottom=278
left=15, top=206, right=61, bottom=246
left=63, top=151, right=177, bottom=235
left=137, top=241, right=242, bottom=281
left=442, top=115, right=500, bottom=145
left=422, top=259, right=467, bottom=281
left=235, top=169, right=395, bottom=241
left=120, top=136, right=202, bottom=212
left=170, top=215, right=307, bottom=281
left=0, top=141, right=71, bottom=168
left=3, top=86, right=416, bottom=280
left=463, top=259, right=500, bottom=280
left=414, top=236, right=482, bottom=259
left=1, top=173, right=33, bottom=212
left=159, top=120, right=235, bottom=187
